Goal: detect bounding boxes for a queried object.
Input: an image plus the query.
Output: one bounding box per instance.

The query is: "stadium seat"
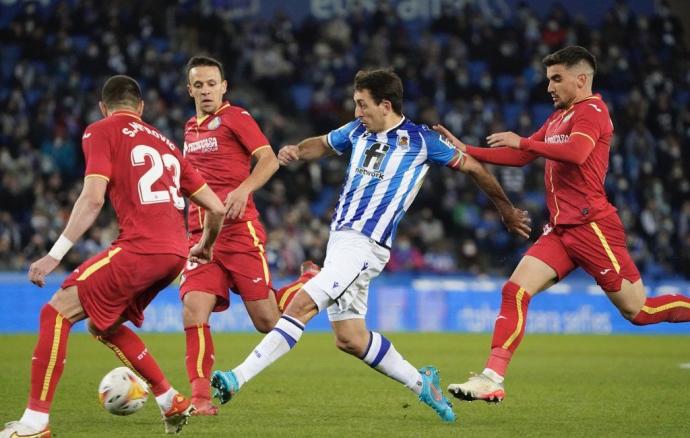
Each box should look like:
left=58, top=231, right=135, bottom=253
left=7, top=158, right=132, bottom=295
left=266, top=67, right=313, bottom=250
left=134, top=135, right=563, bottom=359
left=291, top=84, right=313, bottom=112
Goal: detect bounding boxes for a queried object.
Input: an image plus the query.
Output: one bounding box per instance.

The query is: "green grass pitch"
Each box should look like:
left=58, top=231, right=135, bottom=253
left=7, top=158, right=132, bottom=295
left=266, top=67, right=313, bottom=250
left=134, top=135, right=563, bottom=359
left=0, top=333, right=688, bottom=437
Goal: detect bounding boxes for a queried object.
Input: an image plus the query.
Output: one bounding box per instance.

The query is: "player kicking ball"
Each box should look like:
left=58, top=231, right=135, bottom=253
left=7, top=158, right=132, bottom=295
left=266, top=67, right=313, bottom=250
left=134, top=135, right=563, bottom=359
left=211, top=70, right=531, bottom=422
left=1, top=76, right=226, bottom=437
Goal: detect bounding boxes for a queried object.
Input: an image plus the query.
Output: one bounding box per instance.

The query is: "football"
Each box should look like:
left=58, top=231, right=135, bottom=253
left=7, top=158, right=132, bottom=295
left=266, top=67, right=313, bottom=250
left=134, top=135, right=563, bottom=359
left=98, top=367, right=149, bottom=416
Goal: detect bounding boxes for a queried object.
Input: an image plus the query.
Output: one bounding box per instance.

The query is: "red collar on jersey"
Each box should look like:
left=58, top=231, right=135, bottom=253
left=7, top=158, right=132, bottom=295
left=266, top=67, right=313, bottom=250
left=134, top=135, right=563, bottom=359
left=196, top=101, right=231, bottom=125
left=110, top=110, right=142, bottom=121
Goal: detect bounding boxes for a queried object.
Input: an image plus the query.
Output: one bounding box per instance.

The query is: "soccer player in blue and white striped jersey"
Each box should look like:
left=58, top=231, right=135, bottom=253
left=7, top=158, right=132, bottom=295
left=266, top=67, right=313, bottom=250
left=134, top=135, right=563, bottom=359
left=211, top=70, right=531, bottom=422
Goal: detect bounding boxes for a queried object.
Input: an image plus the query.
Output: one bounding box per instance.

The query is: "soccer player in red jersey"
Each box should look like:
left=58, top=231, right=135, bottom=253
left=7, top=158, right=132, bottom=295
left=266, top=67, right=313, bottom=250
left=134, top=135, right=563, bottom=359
left=0, top=76, right=226, bottom=438
left=436, top=46, right=690, bottom=402
left=179, top=56, right=317, bottom=415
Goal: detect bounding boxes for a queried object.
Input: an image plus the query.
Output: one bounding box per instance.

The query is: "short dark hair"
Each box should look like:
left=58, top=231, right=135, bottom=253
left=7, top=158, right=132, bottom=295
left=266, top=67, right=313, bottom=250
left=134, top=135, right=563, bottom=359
left=354, top=69, right=403, bottom=115
left=543, top=46, right=597, bottom=74
left=101, top=75, right=142, bottom=108
left=186, top=55, right=225, bottom=81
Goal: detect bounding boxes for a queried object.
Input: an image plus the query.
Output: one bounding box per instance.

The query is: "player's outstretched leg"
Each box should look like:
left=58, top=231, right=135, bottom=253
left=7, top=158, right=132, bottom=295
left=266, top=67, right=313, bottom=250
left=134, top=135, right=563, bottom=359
left=275, top=261, right=320, bottom=312
left=346, top=328, right=455, bottom=422
left=448, top=281, right=530, bottom=403
left=95, top=324, right=195, bottom=433
left=211, top=313, right=305, bottom=405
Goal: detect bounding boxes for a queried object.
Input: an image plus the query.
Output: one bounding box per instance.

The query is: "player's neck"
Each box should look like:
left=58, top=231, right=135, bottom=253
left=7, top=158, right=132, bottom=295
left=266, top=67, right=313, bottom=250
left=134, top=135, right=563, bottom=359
left=569, top=91, right=595, bottom=107
left=376, top=114, right=405, bottom=133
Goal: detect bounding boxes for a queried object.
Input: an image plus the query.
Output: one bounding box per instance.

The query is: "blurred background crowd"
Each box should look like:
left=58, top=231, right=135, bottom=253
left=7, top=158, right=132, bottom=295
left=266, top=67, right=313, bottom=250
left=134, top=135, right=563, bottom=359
left=1, top=0, right=689, bottom=279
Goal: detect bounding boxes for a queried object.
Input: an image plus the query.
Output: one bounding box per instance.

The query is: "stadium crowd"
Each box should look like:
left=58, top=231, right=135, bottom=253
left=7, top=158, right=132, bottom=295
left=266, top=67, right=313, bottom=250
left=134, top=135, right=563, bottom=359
left=1, top=0, right=689, bottom=278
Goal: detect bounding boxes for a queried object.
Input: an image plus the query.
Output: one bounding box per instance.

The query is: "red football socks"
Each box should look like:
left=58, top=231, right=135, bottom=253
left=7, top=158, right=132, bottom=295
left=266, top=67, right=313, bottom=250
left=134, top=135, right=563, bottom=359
left=485, top=281, right=532, bottom=377
left=28, top=304, right=73, bottom=413
left=184, top=323, right=214, bottom=400
left=632, top=294, right=690, bottom=325
left=97, top=325, right=170, bottom=396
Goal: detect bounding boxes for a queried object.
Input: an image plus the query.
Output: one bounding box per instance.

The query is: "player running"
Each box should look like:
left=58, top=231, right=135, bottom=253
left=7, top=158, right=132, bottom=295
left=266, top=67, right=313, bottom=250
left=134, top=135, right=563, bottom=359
left=435, top=46, right=690, bottom=403
left=210, top=69, right=531, bottom=422
left=180, top=56, right=317, bottom=415
left=0, top=75, right=226, bottom=437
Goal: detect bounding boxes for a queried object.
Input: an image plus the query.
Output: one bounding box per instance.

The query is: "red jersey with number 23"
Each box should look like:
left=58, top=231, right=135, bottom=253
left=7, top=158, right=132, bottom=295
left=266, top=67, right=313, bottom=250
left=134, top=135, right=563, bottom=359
left=83, top=110, right=207, bottom=256
left=525, top=94, right=617, bottom=225
left=183, top=102, right=270, bottom=234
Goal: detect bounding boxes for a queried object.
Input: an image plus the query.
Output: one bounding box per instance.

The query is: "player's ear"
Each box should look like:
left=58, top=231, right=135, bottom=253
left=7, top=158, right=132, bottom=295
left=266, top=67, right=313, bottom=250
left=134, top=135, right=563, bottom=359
left=137, top=100, right=144, bottom=116
left=187, top=83, right=193, bottom=97
left=221, top=80, right=228, bottom=95
left=98, top=101, right=108, bottom=118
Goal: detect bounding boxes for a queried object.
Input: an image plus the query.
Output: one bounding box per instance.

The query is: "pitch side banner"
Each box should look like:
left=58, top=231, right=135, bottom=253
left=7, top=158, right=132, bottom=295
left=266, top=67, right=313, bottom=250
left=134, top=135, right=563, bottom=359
left=0, top=273, right=687, bottom=334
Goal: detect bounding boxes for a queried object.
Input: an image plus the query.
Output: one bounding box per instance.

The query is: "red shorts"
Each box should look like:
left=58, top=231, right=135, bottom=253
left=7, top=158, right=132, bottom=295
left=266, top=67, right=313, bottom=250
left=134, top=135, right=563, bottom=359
left=61, top=246, right=185, bottom=331
left=179, top=220, right=272, bottom=311
left=526, top=213, right=641, bottom=292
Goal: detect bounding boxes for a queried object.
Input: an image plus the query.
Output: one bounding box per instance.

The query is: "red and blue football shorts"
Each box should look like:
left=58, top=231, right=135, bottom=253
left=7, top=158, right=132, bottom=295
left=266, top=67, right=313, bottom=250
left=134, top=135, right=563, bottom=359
left=179, top=220, right=272, bottom=311
left=526, top=212, right=641, bottom=292
left=61, top=246, right=185, bottom=331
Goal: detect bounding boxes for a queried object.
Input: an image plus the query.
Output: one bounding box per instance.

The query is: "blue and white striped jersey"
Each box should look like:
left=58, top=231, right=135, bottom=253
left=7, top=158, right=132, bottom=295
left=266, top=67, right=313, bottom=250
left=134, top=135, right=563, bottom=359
left=326, top=116, right=461, bottom=248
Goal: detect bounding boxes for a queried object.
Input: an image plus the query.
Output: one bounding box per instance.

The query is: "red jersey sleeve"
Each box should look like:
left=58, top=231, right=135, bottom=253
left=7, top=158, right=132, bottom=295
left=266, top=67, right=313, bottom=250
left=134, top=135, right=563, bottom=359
left=466, top=145, right=538, bottom=167
left=519, top=103, right=604, bottom=165
left=179, top=155, right=207, bottom=197
left=227, top=108, right=270, bottom=154
left=82, top=126, right=113, bottom=180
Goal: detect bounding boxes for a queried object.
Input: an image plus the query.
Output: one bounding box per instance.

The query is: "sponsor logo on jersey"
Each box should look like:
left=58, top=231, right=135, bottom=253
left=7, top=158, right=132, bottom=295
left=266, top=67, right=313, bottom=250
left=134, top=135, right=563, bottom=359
left=185, top=137, right=219, bottom=154
left=563, top=112, right=574, bottom=123
left=439, top=135, right=455, bottom=149
left=545, top=134, right=570, bottom=144
left=208, top=116, right=221, bottom=130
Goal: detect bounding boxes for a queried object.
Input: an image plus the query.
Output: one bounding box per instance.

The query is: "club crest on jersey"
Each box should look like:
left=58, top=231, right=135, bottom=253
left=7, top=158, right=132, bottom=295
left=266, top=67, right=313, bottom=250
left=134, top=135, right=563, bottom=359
left=396, top=130, right=409, bottom=151
left=208, top=116, right=221, bottom=130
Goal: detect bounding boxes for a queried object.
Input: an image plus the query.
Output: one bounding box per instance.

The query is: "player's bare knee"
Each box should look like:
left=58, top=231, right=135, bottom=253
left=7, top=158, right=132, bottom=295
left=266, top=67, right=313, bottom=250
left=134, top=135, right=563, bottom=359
left=252, top=316, right=276, bottom=334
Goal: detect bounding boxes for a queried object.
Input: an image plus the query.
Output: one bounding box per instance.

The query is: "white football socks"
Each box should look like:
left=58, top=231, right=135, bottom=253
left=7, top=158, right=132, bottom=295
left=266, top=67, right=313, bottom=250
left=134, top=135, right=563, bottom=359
left=233, top=315, right=304, bottom=387
left=362, top=332, right=423, bottom=395
left=20, top=409, right=49, bottom=431
left=155, top=387, right=176, bottom=412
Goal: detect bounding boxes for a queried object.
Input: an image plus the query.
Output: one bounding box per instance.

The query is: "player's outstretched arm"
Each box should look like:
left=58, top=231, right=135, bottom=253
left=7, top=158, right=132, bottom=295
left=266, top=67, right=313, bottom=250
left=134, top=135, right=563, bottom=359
left=225, top=146, right=279, bottom=220
left=434, top=124, right=536, bottom=167
left=277, top=135, right=334, bottom=165
left=459, top=154, right=532, bottom=239
left=28, top=176, right=108, bottom=287
left=189, top=185, right=226, bottom=264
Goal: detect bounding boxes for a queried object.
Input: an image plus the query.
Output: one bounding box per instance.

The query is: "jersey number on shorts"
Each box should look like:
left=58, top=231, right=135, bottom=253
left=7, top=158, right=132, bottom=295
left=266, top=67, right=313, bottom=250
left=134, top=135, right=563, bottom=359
left=131, top=145, right=185, bottom=210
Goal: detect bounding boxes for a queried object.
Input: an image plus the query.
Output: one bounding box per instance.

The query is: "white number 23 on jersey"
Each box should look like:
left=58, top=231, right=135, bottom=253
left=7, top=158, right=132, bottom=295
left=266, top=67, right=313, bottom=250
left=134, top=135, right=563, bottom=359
left=131, top=144, right=185, bottom=210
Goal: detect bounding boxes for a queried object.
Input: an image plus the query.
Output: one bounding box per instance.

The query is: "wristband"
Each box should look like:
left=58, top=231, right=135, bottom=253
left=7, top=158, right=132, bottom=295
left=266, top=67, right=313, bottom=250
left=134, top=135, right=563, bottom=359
left=48, top=235, right=74, bottom=260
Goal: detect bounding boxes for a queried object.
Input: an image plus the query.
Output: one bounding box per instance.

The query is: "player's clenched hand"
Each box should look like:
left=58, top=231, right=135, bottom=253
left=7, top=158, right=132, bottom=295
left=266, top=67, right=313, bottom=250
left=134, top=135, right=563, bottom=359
left=225, top=187, right=250, bottom=220
left=28, top=255, right=60, bottom=287
left=277, top=145, right=300, bottom=166
left=487, top=131, right=521, bottom=149
left=188, top=242, right=213, bottom=264
left=500, top=207, right=532, bottom=239
left=432, top=124, right=466, bottom=152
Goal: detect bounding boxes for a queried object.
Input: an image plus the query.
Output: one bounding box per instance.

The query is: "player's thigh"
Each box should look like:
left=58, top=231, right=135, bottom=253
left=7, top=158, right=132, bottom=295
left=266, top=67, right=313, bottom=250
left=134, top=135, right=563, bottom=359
left=564, top=214, right=641, bottom=294
left=516, top=230, right=570, bottom=295
left=180, top=259, right=232, bottom=313
left=48, top=285, right=87, bottom=323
